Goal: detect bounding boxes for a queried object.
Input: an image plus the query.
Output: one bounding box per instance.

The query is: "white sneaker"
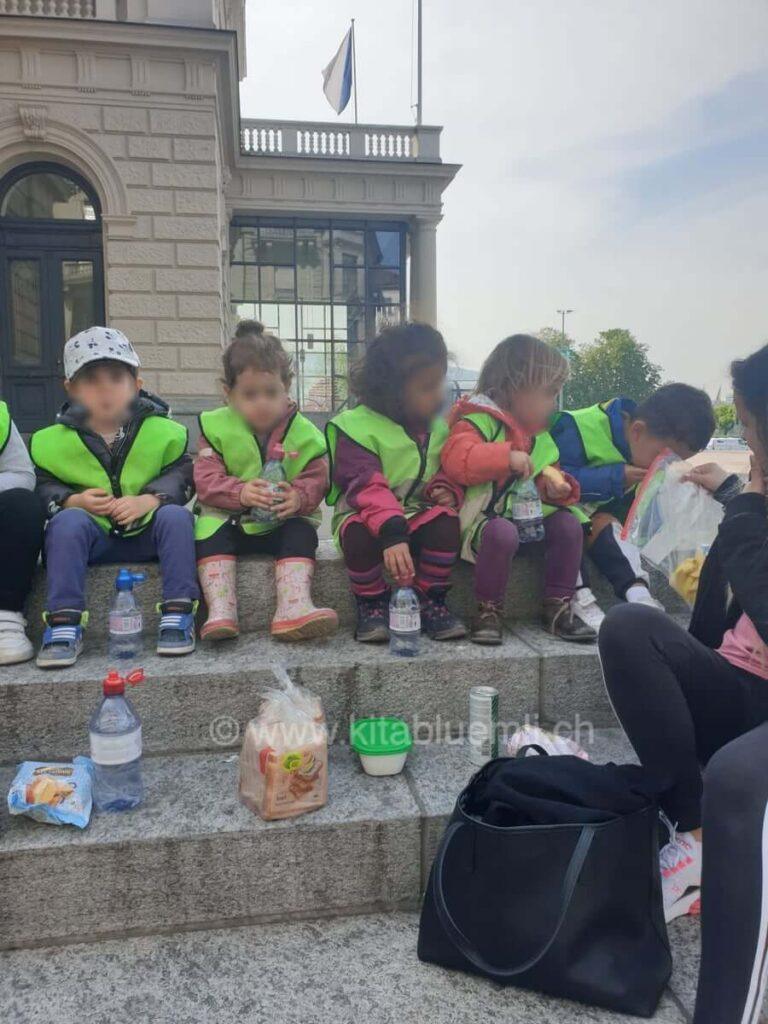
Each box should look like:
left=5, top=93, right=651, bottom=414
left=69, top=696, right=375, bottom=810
left=571, top=587, right=606, bottom=632
left=660, top=819, right=702, bottom=922
left=0, top=611, right=34, bottom=665
left=625, top=584, right=665, bottom=611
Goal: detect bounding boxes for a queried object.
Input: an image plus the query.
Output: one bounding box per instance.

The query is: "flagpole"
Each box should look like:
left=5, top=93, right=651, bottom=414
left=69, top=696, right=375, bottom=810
left=416, top=0, right=423, bottom=126
left=351, top=18, right=359, bottom=124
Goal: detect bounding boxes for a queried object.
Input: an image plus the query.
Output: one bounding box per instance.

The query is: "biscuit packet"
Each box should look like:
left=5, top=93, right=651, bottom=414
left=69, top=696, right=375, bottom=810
left=239, top=666, right=328, bottom=821
left=7, top=757, right=94, bottom=828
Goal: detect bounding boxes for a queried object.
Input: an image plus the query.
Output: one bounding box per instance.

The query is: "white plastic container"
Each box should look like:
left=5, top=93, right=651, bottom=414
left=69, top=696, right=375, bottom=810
left=350, top=717, right=413, bottom=777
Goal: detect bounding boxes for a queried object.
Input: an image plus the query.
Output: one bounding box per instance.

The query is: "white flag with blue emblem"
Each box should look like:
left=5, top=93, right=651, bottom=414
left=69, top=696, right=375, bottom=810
left=322, top=27, right=353, bottom=115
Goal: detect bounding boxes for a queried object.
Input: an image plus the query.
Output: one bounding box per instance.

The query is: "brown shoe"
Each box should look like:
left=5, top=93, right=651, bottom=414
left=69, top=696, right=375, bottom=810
left=542, top=598, right=597, bottom=644
left=470, top=601, right=503, bottom=646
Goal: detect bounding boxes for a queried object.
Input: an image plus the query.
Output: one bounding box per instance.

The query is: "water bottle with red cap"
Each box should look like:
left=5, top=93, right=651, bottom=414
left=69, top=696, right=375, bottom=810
left=90, top=668, right=145, bottom=812
left=248, top=443, right=297, bottom=524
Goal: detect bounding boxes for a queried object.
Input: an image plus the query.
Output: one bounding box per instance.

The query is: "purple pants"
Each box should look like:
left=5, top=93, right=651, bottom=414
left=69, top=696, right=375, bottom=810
left=474, top=509, right=583, bottom=605
left=44, top=504, right=199, bottom=611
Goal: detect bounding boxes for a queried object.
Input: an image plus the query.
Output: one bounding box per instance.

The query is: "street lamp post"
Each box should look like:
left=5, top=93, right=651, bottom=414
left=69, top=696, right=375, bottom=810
left=556, top=308, right=574, bottom=410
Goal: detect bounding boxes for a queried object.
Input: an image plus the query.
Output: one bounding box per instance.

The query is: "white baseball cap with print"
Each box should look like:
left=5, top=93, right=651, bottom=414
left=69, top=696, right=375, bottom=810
left=63, top=326, right=141, bottom=381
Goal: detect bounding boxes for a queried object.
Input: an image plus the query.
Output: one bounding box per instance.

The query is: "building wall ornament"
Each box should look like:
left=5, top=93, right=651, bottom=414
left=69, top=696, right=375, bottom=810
left=18, top=104, right=48, bottom=141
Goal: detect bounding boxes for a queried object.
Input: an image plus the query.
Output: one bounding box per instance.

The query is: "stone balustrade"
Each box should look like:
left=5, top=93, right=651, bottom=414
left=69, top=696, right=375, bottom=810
left=241, top=119, right=442, bottom=163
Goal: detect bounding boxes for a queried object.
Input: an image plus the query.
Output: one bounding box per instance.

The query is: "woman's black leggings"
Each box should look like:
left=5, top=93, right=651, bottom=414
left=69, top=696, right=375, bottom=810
left=599, top=604, right=768, bottom=1024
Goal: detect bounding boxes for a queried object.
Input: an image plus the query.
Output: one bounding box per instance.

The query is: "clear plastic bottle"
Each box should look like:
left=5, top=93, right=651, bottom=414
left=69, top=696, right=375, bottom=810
left=511, top=478, right=545, bottom=543
left=389, top=586, right=421, bottom=657
left=249, top=444, right=292, bottom=524
left=108, top=568, right=146, bottom=663
left=90, top=668, right=145, bottom=813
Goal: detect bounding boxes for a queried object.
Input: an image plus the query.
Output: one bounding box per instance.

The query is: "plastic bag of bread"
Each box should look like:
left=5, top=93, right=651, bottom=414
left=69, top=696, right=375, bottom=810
left=239, top=666, right=328, bottom=821
left=622, top=451, right=723, bottom=606
left=7, top=757, right=94, bottom=828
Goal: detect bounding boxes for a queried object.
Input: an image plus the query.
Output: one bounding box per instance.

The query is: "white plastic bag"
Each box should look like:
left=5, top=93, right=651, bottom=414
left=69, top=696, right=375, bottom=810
left=622, top=452, right=723, bottom=605
left=238, top=665, right=328, bottom=820
left=506, top=725, right=590, bottom=760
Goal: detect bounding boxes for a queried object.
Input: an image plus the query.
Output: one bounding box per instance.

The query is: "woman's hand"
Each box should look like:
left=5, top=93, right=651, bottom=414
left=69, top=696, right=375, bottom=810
left=744, top=456, right=766, bottom=496
left=383, top=542, right=415, bottom=585
left=509, top=451, right=533, bottom=478
left=683, top=462, right=729, bottom=494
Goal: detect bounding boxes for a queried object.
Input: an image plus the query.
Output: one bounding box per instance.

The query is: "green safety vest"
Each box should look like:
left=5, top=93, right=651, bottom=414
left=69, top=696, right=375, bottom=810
left=326, top=404, right=448, bottom=545
left=195, top=405, right=327, bottom=540
left=31, top=416, right=188, bottom=535
left=0, top=401, right=11, bottom=456
left=457, top=410, right=580, bottom=561
left=550, top=400, right=629, bottom=516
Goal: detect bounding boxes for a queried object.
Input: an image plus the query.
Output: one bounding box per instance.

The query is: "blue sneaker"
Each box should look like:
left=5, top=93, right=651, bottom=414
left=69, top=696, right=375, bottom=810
left=36, top=609, right=88, bottom=669
left=157, top=599, right=197, bottom=656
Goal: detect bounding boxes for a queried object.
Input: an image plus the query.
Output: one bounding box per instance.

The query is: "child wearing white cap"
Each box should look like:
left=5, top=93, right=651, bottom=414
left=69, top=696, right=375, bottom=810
left=30, top=326, right=199, bottom=668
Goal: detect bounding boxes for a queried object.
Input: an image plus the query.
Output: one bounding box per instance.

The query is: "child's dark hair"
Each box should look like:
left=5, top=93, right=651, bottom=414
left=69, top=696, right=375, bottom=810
left=632, top=383, right=715, bottom=453
left=731, top=342, right=768, bottom=452
left=349, top=322, right=447, bottom=420
left=476, top=334, right=569, bottom=405
left=223, top=320, right=293, bottom=389
left=73, top=358, right=138, bottom=382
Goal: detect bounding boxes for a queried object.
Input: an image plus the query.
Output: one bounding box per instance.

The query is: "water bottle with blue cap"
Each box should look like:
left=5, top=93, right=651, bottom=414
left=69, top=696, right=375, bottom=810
left=108, top=568, right=146, bottom=663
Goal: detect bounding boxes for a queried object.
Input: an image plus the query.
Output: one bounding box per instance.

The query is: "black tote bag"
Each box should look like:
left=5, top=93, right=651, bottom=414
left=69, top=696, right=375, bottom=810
left=418, top=751, right=672, bottom=1017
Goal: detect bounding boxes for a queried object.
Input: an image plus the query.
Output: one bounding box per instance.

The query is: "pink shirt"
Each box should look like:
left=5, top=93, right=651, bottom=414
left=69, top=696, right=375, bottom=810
left=718, top=614, right=768, bottom=680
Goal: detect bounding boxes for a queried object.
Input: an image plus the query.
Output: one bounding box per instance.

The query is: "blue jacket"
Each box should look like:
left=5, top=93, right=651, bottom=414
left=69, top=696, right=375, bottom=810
left=550, top=397, right=635, bottom=505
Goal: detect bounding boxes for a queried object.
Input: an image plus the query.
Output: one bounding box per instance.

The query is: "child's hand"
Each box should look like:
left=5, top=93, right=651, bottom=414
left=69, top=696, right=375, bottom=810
left=683, top=462, right=729, bottom=494
left=429, top=485, right=459, bottom=508
left=509, top=451, right=533, bottom=478
left=111, top=494, right=160, bottom=526
left=240, top=479, right=276, bottom=510
left=66, top=488, right=117, bottom=517
left=383, top=542, right=415, bottom=585
left=540, top=475, right=571, bottom=501
left=272, top=482, right=302, bottom=519
left=624, top=465, right=646, bottom=487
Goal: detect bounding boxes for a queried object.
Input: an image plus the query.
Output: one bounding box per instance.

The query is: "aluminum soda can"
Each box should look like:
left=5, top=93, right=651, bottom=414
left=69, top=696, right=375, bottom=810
left=468, top=685, right=499, bottom=766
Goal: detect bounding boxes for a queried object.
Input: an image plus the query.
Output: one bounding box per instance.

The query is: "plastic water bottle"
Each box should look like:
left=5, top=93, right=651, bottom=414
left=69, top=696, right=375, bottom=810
left=90, top=669, right=144, bottom=812
left=511, top=478, right=545, bottom=543
left=389, top=586, right=421, bottom=657
left=108, top=569, right=146, bottom=663
left=249, top=444, right=292, bottom=524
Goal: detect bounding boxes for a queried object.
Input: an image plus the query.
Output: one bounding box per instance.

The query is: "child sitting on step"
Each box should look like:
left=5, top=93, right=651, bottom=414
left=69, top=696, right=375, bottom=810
left=549, top=384, right=715, bottom=629
left=441, top=334, right=595, bottom=646
left=194, top=321, right=337, bottom=642
left=31, top=327, right=198, bottom=668
left=327, top=321, right=466, bottom=643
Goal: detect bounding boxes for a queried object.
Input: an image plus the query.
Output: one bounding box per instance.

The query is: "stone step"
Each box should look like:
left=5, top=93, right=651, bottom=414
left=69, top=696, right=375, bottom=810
left=23, top=537, right=687, bottom=647
left=0, top=731, right=634, bottom=951
left=0, top=628, right=614, bottom=765
left=0, top=910, right=696, bottom=1024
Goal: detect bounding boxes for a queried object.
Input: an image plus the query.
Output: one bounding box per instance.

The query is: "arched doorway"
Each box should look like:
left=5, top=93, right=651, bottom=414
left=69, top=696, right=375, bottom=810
left=0, top=162, right=104, bottom=431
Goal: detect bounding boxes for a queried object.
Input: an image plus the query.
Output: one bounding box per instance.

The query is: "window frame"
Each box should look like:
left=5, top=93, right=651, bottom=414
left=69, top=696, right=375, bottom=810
left=0, top=161, right=102, bottom=224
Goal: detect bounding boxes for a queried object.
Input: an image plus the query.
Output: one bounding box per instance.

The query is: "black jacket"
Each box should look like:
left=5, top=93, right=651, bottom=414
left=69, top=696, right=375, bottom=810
left=35, top=390, right=194, bottom=520
left=689, top=486, right=768, bottom=649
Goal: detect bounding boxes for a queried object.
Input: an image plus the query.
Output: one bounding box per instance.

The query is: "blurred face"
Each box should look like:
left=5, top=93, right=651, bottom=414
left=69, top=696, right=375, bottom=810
left=507, top=384, right=561, bottom=434
left=65, top=364, right=140, bottom=429
left=227, top=366, right=288, bottom=432
left=626, top=418, right=696, bottom=469
left=735, top=392, right=766, bottom=470
left=402, top=362, right=446, bottom=424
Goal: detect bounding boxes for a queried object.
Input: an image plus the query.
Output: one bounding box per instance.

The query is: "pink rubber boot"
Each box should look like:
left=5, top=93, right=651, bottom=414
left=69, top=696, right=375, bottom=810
left=198, top=556, right=239, bottom=640
left=271, top=558, right=338, bottom=641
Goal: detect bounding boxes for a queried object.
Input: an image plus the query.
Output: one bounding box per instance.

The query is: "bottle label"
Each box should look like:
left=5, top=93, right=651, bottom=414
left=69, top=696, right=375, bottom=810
left=90, top=726, right=142, bottom=766
left=109, top=613, right=142, bottom=635
left=390, top=610, right=421, bottom=632
left=511, top=500, right=541, bottom=521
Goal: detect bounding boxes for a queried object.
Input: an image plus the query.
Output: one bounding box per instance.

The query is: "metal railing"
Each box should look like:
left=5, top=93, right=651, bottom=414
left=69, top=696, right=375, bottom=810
left=241, top=119, right=441, bottom=162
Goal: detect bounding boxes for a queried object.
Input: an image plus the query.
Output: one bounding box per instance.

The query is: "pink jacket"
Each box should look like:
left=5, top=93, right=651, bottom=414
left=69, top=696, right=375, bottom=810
left=194, top=402, right=329, bottom=519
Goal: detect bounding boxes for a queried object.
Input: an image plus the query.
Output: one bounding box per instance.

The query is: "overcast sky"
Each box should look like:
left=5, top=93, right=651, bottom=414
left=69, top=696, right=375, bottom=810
left=240, top=0, right=768, bottom=396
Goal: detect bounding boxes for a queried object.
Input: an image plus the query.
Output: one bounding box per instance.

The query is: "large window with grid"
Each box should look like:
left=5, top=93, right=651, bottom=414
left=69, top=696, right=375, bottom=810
left=230, top=218, right=407, bottom=413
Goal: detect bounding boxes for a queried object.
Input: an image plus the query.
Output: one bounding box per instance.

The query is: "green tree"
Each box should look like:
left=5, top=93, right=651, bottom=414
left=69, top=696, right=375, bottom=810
left=565, top=328, right=663, bottom=408
left=713, top=403, right=736, bottom=436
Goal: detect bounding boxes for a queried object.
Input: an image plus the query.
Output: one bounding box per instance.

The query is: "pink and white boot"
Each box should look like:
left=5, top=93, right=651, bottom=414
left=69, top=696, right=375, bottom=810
left=198, top=556, right=239, bottom=640
left=271, top=558, right=338, bottom=641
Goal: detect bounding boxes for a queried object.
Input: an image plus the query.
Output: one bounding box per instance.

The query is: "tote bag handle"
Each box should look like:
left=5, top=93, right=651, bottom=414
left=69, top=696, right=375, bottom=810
left=432, top=819, right=595, bottom=979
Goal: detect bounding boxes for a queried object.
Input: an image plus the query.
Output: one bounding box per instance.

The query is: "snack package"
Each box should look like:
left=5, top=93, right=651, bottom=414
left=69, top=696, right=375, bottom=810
left=622, top=452, right=723, bottom=606
left=506, top=725, right=590, bottom=760
left=239, top=666, right=328, bottom=821
left=7, top=757, right=94, bottom=828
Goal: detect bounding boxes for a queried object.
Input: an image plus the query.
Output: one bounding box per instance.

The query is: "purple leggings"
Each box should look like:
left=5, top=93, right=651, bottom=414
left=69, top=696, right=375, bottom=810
left=474, top=509, right=583, bottom=605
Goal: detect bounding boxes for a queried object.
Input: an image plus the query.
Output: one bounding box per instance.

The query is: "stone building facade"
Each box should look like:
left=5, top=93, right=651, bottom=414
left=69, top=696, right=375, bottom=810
left=0, top=1, right=458, bottom=430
